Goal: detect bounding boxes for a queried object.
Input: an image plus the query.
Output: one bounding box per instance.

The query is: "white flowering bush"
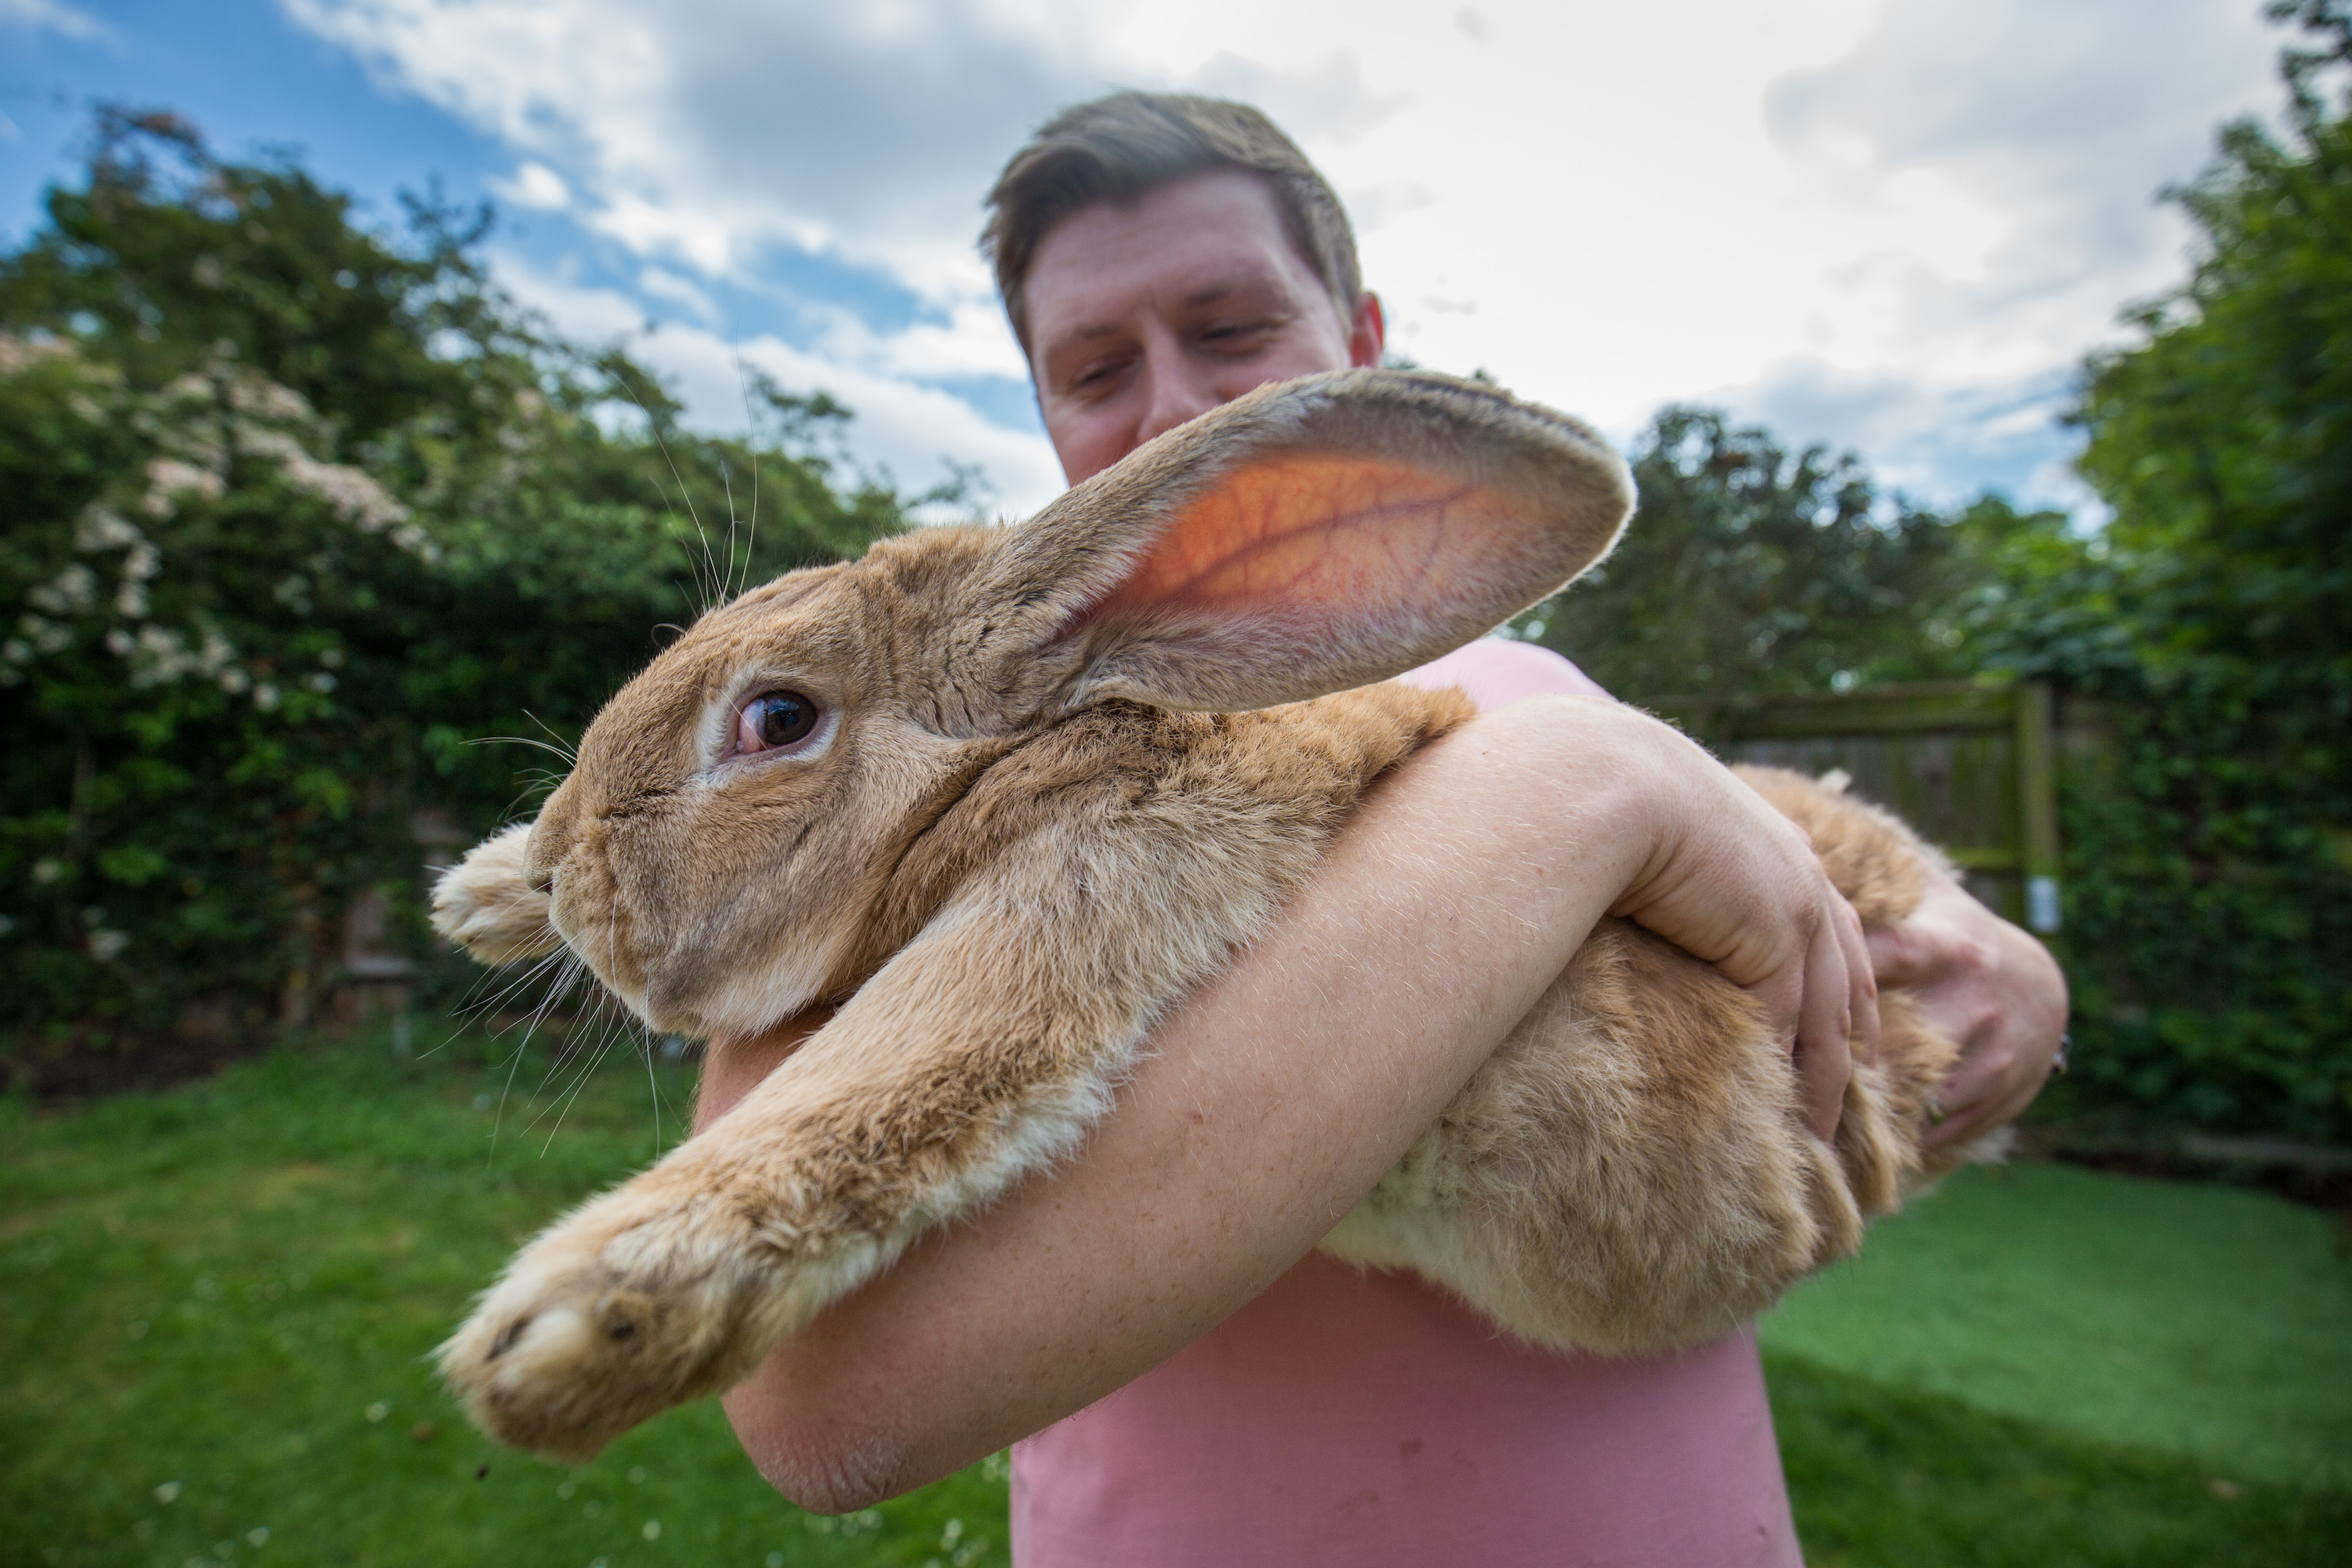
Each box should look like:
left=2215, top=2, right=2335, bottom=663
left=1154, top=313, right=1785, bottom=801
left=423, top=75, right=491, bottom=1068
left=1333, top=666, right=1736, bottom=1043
left=6, top=345, right=434, bottom=703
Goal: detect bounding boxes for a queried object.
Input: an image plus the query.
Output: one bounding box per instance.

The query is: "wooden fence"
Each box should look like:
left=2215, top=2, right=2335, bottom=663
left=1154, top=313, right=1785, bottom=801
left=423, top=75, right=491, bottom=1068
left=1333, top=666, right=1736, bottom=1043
left=1649, top=678, right=2064, bottom=932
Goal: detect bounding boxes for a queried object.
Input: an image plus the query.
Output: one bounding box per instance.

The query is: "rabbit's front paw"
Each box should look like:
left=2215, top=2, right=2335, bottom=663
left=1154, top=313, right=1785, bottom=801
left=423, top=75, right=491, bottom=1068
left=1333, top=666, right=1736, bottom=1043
left=437, top=1181, right=783, bottom=1461
left=431, top=821, right=563, bottom=966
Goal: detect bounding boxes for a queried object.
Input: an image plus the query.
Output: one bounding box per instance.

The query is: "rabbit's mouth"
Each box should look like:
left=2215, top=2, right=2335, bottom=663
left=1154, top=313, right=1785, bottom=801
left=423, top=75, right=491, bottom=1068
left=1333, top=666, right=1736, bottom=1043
left=543, top=887, right=654, bottom=1025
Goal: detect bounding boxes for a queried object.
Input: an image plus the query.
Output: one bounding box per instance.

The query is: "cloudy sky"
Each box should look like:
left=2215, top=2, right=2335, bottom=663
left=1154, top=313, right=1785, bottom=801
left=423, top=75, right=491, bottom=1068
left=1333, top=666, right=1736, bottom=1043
left=2, top=0, right=2290, bottom=519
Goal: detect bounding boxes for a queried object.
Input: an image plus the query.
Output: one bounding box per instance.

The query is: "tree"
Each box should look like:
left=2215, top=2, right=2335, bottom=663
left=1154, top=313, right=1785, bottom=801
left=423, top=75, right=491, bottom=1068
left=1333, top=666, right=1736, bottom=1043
left=1, top=113, right=903, bottom=1058
left=1526, top=405, right=1972, bottom=702
left=1976, top=1, right=2352, bottom=1138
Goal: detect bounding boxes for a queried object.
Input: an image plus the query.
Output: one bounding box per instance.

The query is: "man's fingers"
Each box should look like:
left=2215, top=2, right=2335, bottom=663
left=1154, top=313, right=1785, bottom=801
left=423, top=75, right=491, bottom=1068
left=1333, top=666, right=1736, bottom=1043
left=1838, top=897, right=1881, bottom=1067
left=1871, top=871, right=2070, bottom=1152
left=1793, top=907, right=1855, bottom=1143
left=1926, top=1075, right=2039, bottom=1149
left=1926, top=1033, right=2042, bottom=1149
left=1864, top=920, right=1932, bottom=989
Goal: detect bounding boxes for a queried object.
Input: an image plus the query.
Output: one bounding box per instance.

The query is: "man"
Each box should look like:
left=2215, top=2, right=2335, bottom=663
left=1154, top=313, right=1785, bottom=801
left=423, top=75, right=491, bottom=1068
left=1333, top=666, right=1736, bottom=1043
left=699, top=93, right=2066, bottom=1563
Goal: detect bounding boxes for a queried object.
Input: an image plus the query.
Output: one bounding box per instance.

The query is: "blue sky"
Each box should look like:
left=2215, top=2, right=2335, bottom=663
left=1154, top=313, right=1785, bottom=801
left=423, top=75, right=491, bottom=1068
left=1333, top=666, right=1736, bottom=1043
left=2, top=0, right=2291, bottom=519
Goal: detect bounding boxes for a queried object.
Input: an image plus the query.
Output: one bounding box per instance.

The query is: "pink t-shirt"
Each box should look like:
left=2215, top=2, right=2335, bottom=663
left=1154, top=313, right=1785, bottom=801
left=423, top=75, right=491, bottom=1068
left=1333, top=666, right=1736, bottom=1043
left=1011, top=641, right=1804, bottom=1568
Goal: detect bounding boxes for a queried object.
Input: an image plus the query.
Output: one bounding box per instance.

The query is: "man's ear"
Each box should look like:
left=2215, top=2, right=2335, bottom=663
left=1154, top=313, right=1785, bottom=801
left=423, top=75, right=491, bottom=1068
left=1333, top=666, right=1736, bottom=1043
left=1348, top=291, right=1385, bottom=369
left=974, top=368, right=1634, bottom=717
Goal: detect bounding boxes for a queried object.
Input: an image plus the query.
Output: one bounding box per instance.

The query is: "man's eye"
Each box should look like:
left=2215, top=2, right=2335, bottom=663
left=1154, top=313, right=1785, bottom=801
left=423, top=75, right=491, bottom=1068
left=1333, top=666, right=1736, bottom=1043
left=734, top=689, right=822, bottom=755
left=1069, top=357, right=1134, bottom=394
left=1200, top=320, right=1275, bottom=350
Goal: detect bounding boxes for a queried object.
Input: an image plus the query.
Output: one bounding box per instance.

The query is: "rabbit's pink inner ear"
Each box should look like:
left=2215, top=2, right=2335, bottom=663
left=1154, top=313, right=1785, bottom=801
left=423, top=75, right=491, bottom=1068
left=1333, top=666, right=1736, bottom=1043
left=1090, top=455, right=1544, bottom=633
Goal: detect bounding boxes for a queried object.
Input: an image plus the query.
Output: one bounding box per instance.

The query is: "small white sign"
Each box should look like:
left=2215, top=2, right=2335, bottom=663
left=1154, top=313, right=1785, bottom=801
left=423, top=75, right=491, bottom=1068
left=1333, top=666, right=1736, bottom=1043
left=2027, top=875, right=2063, bottom=934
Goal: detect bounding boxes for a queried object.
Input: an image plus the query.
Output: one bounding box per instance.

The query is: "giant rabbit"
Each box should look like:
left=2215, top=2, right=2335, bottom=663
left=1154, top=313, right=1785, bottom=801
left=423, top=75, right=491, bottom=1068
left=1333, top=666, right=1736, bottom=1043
left=431, top=368, right=1991, bottom=1461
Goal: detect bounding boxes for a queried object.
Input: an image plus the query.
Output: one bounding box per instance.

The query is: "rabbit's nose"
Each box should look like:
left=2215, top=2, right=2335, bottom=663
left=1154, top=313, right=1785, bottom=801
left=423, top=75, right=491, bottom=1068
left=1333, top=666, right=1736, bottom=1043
left=521, top=825, right=560, bottom=893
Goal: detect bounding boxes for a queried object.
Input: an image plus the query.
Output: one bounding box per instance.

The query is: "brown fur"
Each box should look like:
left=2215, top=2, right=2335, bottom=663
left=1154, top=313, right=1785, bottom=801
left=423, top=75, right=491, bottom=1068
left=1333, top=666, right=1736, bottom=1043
left=427, top=368, right=1986, bottom=1461
left=1323, top=761, right=1967, bottom=1353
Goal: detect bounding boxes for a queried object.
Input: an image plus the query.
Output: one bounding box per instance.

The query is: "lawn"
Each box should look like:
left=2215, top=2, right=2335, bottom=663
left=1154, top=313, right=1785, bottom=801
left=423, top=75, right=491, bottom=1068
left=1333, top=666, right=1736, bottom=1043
left=5, top=1028, right=2347, bottom=1566
left=1759, top=1165, right=2352, bottom=1566
left=1761, top=1160, right=2352, bottom=1491
left=2, top=1029, right=1010, bottom=1568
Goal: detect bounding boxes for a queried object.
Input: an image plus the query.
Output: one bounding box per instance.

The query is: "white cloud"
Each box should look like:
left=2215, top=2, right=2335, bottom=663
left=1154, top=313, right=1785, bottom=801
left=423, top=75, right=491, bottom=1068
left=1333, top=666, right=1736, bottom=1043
left=492, top=160, right=571, bottom=211
left=637, top=266, right=718, bottom=324
left=283, top=0, right=1119, bottom=285
left=1760, top=0, right=2281, bottom=378
left=1, top=0, right=108, bottom=38
left=286, top=0, right=2290, bottom=512
left=495, top=254, right=1065, bottom=519
left=810, top=299, right=1032, bottom=383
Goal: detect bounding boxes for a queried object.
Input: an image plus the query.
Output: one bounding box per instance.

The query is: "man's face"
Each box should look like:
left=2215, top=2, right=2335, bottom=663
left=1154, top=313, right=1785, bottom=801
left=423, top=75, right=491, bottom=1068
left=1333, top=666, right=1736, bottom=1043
left=1025, top=168, right=1383, bottom=485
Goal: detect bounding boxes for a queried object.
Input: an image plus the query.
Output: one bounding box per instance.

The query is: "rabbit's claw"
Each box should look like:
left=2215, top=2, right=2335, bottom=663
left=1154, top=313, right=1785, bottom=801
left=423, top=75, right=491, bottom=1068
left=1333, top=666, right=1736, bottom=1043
left=437, top=1181, right=778, bottom=1462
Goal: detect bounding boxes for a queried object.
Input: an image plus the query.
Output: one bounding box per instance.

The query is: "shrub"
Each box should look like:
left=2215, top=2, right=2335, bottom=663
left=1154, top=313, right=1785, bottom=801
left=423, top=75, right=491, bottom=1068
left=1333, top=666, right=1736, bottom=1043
left=1958, top=3, right=2352, bottom=1138
left=0, top=113, right=905, bottom=1062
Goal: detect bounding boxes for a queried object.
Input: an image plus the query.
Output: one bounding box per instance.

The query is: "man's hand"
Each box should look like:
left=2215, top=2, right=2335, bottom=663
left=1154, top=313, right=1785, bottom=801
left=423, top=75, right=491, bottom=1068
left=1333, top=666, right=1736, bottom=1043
left=1398, top=650, right=1876, bottom=1143
left=1604, top=716, right=1880, bottom=1143
left=1868, top=862, right=2069, bottom=1147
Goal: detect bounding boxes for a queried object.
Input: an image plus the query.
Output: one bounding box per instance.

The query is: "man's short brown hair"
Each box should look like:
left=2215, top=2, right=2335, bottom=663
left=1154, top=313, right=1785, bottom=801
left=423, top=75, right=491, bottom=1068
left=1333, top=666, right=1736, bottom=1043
left=982, top=91, right=1363, bottom=355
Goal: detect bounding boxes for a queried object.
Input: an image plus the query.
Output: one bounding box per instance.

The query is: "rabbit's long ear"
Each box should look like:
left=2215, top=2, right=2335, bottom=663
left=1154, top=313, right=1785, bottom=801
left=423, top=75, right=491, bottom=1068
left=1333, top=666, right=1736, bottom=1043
left=982, top=368, right=1634, bottom=715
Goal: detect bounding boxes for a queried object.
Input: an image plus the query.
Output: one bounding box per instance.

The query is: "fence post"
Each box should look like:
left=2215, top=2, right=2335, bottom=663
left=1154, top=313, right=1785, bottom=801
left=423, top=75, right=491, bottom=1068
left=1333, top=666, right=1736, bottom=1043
left=2015, top=679, right=2063, bottom=932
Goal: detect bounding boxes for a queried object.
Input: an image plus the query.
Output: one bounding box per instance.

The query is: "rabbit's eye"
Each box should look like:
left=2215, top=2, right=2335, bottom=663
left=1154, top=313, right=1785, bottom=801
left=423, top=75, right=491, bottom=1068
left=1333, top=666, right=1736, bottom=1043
left=736, top=689, right=820, bottom=754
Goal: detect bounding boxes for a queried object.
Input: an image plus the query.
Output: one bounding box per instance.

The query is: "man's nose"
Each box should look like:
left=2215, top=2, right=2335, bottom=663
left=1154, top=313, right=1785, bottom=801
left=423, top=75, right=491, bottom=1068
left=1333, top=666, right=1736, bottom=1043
left=1133, top=356, right=1222, bottom=448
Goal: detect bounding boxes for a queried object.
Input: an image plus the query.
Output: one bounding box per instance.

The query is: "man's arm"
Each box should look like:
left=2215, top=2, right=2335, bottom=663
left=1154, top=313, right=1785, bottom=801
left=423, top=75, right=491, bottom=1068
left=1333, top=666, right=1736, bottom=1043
left=691, top=695, right=1875, bottom=1512
left=1402, top=641, right=2069, bottom=1145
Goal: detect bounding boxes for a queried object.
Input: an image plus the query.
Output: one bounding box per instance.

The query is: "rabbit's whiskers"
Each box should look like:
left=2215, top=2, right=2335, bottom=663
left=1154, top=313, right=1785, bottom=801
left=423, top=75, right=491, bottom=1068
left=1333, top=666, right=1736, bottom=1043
left=466, top=735, right=578, bottom=764
left=480, top=949, right=585, bottom=1160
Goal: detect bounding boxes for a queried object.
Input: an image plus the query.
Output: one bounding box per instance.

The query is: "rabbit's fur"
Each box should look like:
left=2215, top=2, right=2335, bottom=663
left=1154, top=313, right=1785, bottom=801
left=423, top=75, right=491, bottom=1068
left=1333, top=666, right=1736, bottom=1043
left=430, top=368, right=1985, bottom=1461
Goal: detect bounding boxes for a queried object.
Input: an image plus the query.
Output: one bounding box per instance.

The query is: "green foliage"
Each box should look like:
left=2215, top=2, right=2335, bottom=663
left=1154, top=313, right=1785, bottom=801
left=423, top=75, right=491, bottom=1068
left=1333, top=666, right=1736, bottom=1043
left=1960, top=3, right=2352, bottom=1139
left=0, top=114, right=905, bottom=1054
left=1528, top=405, right=1971, bottom=701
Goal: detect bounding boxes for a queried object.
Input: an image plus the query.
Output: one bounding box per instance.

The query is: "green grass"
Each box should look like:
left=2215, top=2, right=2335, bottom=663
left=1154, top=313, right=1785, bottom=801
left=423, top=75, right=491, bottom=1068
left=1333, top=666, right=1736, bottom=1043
left=1, top=1029, right=1010, bottom=1568
left=1761, top=1162, right=2352, bottom=1490
left=1768, top=1355, right=2349, bottom=1566
left=4, top=1029, right=2348, bottom=1566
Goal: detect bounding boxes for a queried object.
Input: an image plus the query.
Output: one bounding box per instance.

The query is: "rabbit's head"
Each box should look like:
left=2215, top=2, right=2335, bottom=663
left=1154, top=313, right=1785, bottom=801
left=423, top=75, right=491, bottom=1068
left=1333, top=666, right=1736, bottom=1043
left=431, top=368, right=1634, bottom=1040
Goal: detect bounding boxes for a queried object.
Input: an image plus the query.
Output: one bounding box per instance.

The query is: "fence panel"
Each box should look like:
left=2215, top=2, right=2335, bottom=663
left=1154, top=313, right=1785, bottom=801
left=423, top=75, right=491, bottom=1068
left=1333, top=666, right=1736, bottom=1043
left=1647, top=680, right=2062, bottom=931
